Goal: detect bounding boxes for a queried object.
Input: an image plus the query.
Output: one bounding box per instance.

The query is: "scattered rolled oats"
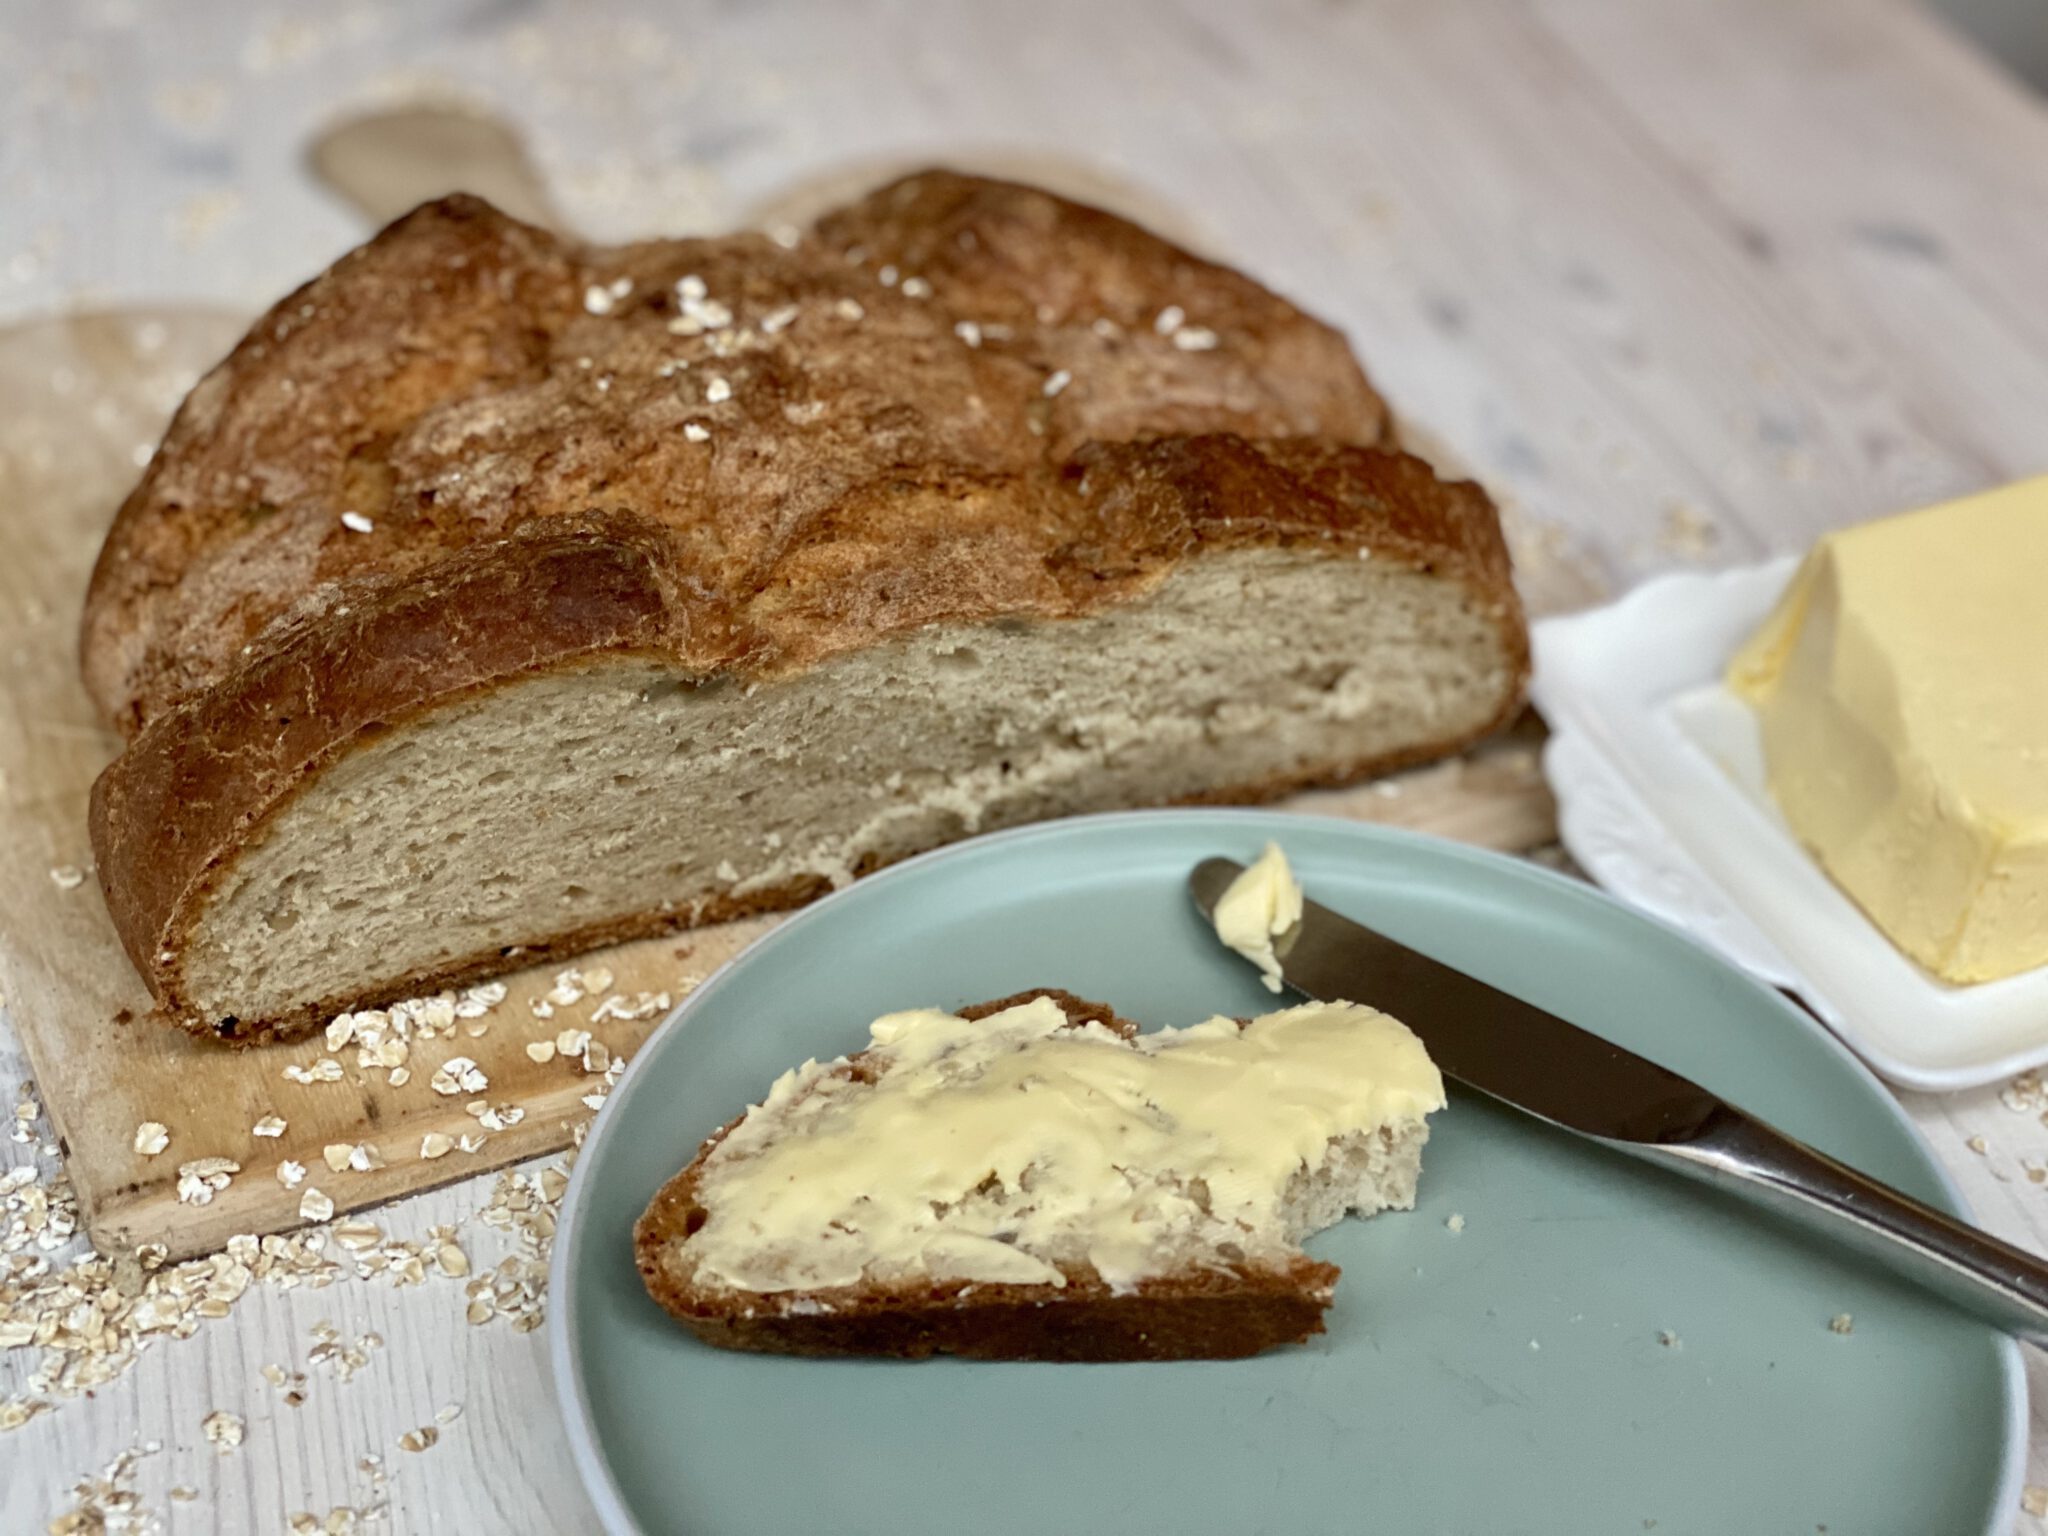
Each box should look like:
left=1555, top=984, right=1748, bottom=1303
left=201, top=1408, right=244, bottom=1452
left=2, top=1393, right=52, bottom=1431
left=591, top=991, right=669, bottom=1025
left=397, top=1425, right=439, bottom=1453
left=323, top=1144, right=356, bottom=1173
left=666, top=275, right=732, bottom=335
left=49, top=864, right=86, bottom=890
left=1828, top=1312, right=1854, bottom=1335
left=435, top=1402, right=463, bottom=1425
left=460, top=1156, right=575, bottom=1332
left=0, top=1156, right=483, bottom=1424
left=8, top=1091, right=36, bottom=1147
left=332, top=1220, right=382, bottom=1251
left=431, top=1057, right=487, bottom=1097
left=175, top=1157, right=239, bottom=1206
left=347, top=1143, right=386, bottom=1173
left=525, top=1041, right=557, bottom=1065
left=133, top=1121, right=169, bottom=1157
left=303, top=1319, right=384, bottom=1384
left=277, top=1160, right=307, bottom=1188
left=705, top=376, right=732, bottom=404
left=1154, top=303, right=1185, bottom=336
left=460, top=981, right=507, bottom=1015
left=252, top=1113, right=287, bottom=1138
left=581, top=964, right=615, bottom=994
left=340, top=511, right=374, bottom=534
left=1172, top=325, right=1220, bottom=351
left=420, top=1132, right=453, bottom=1160
left=46, top=1444, right=161, bottom=1534
left=467, top=1102, right=525, bottom=1133
left=2001, top=1070, right=2046, bottom=1114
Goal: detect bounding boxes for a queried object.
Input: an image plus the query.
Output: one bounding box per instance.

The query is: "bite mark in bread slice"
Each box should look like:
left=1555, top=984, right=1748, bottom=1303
left=634, top=988, right=1445, bottom=1361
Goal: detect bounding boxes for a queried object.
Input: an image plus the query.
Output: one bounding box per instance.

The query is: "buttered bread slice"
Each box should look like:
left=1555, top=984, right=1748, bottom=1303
left=634, top=988, right=1445, bottom=1360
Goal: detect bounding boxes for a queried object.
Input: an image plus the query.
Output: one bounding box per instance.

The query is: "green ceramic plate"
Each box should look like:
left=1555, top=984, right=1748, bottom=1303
left=551, top=811, right=2021, bottom=1535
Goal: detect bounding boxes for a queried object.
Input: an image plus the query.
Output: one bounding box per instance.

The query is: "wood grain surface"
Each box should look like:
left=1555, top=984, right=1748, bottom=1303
left=2, top=1, right=2045, bottom=1532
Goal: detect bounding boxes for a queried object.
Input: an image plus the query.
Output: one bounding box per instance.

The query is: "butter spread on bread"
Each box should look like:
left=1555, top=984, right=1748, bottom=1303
left=83, top=172, right=1527, bottom=1044
left=1729, top=476, right=2048, bottom=984
left=635, top=988, right=1443, bottom=1360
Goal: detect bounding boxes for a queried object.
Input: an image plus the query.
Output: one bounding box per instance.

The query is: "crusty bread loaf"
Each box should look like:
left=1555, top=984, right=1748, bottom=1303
left=82, top=171, right=1527, bottom=1043
left=634, top=990, right=1440, bottom=1361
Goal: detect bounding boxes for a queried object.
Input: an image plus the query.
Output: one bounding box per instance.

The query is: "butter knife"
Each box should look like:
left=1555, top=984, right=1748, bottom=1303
left=1190, top=856, right=2048, bottom=1342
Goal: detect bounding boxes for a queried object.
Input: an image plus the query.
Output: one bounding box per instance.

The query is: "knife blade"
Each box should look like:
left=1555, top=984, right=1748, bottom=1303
left=1190, top=857, right=1722, bottom=1147
left=1190, top=855, right=2048, bottom=1342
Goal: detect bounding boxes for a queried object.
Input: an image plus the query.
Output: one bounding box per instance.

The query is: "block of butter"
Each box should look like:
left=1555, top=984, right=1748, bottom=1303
left=1728, top=477, right=2048, bottom=985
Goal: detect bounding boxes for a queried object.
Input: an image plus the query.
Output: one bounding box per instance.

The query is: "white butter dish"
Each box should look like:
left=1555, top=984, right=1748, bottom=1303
left=1531, top=558, right=2048, bottom=1092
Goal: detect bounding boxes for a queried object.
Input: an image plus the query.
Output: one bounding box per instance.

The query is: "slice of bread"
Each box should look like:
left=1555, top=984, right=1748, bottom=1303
left=84, top=171, right=1527, bottom=1044
left=634, top=989, right=1444, bottom=1361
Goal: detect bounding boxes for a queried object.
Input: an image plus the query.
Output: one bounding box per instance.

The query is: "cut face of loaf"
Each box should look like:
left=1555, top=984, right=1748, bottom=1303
left=82, top=172, right=1527, bottom=1041
left=117, top=541, right=1520, bottom=1040
left=634, top=990, right=1445, bottom=1361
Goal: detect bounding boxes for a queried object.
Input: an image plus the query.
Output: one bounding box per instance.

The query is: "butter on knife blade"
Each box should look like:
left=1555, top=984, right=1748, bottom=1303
left=1210, top=841, right=1303, bottom=992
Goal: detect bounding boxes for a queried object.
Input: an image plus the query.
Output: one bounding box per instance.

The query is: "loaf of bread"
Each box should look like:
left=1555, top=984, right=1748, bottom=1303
left=83, top=171, right=1528, bottom=1044
left=634, top=989, right=1445, bottom=1361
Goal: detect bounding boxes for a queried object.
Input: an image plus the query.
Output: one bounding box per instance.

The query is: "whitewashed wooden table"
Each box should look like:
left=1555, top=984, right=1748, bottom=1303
left=5, top=0, right=2048, bottom=1530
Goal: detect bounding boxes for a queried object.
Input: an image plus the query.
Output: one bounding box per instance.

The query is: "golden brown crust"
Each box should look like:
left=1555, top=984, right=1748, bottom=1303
left=82, top=172, right=1396, bottom=738
left=81, top=171, right=1527, bottom=1042
left=632, top=989, right=1339, bottom=1361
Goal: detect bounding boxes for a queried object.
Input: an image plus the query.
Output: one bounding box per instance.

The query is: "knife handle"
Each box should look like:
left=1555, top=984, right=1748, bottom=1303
left=1635, top=1106, right=2048, bottom=1343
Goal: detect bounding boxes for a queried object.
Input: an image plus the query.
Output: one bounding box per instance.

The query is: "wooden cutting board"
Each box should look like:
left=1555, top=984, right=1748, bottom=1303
left=0, top=286, right=1557, bottom=1271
